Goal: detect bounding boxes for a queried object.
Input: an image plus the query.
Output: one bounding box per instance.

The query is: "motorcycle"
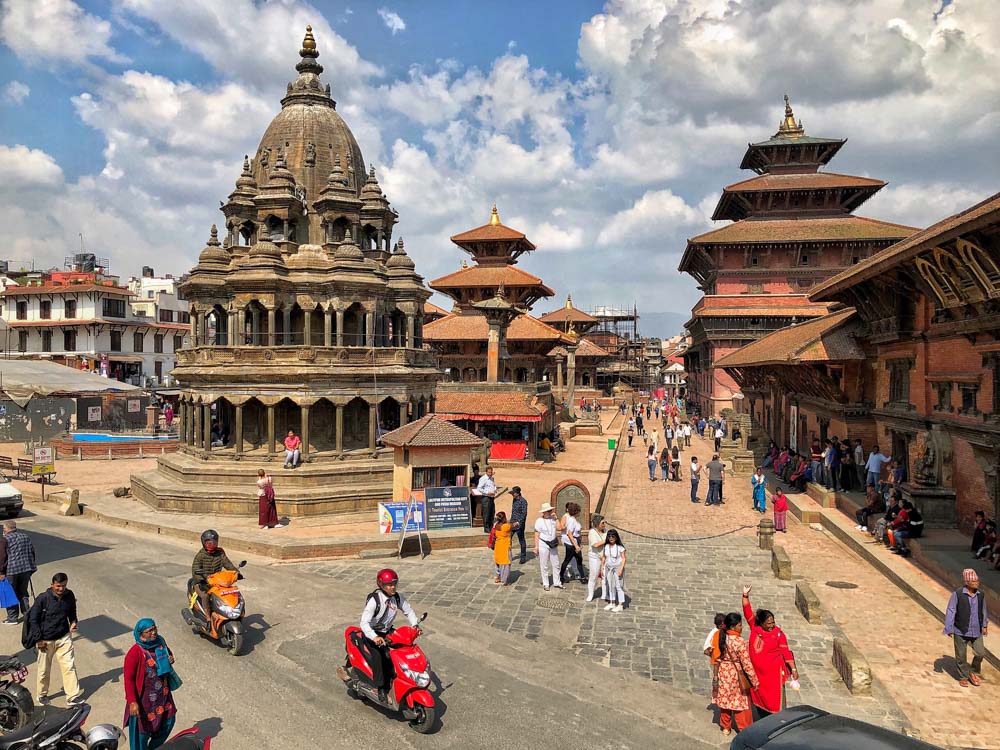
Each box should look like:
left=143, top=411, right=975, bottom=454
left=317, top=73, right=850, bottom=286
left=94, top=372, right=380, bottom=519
left=157, top=727, right=211, bottom=749
left=339, top=613, right=435, bottom=733
left=0, top=703, right=121, bottom=749
left=181, top=561, right=247, bottom=656
left=0, top=655, right=33, bottom=732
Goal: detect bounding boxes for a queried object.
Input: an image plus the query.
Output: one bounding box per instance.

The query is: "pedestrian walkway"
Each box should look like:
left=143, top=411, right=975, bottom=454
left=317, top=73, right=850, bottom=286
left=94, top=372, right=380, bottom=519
left=604, top=429, right=1000, bottom=749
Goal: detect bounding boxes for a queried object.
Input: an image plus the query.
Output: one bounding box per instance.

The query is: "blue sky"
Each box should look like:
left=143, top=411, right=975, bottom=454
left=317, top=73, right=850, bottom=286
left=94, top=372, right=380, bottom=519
left=1, top=1, right=998, bottom=334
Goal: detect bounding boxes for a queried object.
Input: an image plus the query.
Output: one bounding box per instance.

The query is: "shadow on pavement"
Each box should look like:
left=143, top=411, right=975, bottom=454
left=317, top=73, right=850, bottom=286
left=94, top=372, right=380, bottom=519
left=79, top=666, right=121, bottom=698
left=29, top=531, right=110, bottom=567
left=242, top=613, right=270, bottom=653
left=78, top=614, right=131, bottom=658
left=933, top=655, right=961, bottom=680
left=192, top=716, right=223, bottom=741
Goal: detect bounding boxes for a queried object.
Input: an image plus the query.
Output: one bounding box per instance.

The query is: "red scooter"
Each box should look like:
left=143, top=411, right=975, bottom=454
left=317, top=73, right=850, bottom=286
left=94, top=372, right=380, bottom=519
left=339, top=613, right=435, bottom=733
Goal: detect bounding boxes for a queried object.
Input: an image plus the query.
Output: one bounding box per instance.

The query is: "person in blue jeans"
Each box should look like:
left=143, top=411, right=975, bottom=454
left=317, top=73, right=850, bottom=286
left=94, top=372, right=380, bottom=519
left=647, top=444, right=657, bottom=481
left=690, top=457, right=702, bottom=503
left=865, top=445, right=892, bottom=489
left=704, top=454, right=725, bottom=505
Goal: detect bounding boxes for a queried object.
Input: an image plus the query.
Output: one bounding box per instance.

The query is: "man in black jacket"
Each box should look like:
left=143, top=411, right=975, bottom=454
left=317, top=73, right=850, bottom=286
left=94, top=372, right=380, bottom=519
left=27, top=572, right=83, bottom=705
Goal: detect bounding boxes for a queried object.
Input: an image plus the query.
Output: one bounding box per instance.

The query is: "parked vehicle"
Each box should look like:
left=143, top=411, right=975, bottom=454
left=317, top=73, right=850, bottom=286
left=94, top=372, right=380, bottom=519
left=181, top=561, right=247, bottom=656
left=729, top=705, right=944, bottom=750
left=0, top=476, right=23, bottom=519
left=338, top=613, right=435, bottom=733
left=0, top=655, right=33, bottom=732
left=157, top=727, right=211, bottom=749
left=0, top=703, right=121, bottom=749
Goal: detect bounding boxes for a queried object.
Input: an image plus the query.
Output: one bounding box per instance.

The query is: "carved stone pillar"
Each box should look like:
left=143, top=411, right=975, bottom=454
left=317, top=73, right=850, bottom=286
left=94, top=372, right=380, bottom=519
left=556, top=356, right=565, bottom=394
left=335, top=404, right=344, bottom=453
left=266, top=309, right=276, bottom=347
left=202, top=404, right=212, bottom=452
left=193, top=402, right=202, bottom=448
left=566, top=344, right=578, bottom=418
left=323, top=310, right=333, bottom=347
left=336, top=310, right=344, bottom=347
left=300, top=403, right=311, bottom=461
left=266, top=404, right=276, bottom=457
left=399, top=401, right=409, bottom=427
left=369, top=402, right=378, bottom=451
left=186, top=401, right=195, bottom=446
left=303, top=309, right=312, bottom=346
left=365, top=312, right=374, bottom=347
left=283, top=308, right=292, bottom=345
left=234, top=403, right=244, bottom=457
left=406, top=315, right=415, bottom=348
left=177, top=402, right=186, bottom=446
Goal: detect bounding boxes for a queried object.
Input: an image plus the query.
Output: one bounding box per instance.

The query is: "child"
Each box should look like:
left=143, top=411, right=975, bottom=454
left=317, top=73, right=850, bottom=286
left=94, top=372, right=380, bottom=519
left=492, top=512, right=513, bottom=586
left=704, top=612, right=725, bottom=703
left=974, top=520, right=996, bottom=560
left=773, top=488, right=788, bottom=533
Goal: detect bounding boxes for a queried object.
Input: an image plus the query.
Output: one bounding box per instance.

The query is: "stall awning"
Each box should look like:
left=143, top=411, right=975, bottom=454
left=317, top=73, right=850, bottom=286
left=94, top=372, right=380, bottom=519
left=435, top=411, right=543, bottom=423
left=434, top=391, right=548, bottom=423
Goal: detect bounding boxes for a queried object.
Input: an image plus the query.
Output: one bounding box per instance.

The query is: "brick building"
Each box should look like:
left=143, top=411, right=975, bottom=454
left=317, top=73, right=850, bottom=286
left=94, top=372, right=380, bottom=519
left=679, top=96, right=915, bottom=416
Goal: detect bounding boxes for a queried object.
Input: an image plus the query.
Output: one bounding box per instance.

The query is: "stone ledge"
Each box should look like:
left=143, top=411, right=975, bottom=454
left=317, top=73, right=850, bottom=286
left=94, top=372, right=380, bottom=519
left=794, top=581, right=822, bottom=624
left=832, top=637, right=872, bottom=695
left=771, top=545, right=792, bottom=580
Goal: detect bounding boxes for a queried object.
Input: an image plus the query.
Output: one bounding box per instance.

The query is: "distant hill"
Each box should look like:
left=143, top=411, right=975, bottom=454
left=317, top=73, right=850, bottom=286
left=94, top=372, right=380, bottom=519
left=639, top=311, right=689, bottom=339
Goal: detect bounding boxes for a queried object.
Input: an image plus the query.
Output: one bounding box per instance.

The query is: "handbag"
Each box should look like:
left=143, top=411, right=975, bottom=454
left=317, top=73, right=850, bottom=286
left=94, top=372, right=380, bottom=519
left=736, top=664, right=752, bottom=693
left=544, top=537, right=560, bottom=549
left=0, top=579, right=17, bottom=609
left=167, top=669, right=182, bottom=691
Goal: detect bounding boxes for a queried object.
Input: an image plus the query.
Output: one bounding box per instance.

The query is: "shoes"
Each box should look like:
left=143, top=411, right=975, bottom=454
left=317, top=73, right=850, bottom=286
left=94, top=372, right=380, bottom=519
left=38, top=696, right=49, bottom=705
left=612, top=604, right=624, bottom=612
left=553, top=583, right=564, bottom=589
left=336, top=666, right=350, bottom=683
left=2, top=618, right=19, bottom=625
left=970, top=673, right=983, bottom=687
left=519, top=558, right=526, bottom=565
left=862, top=526, right=868, bottom=532
left=586, top=594, right=594, bottom=602
left=543, top=584, right=550, bottom=591
left=66, top=694, right=85, bottom=707
left=603, top=603, right=615, bottom=611
left=959, top=679, right=970, bottom=688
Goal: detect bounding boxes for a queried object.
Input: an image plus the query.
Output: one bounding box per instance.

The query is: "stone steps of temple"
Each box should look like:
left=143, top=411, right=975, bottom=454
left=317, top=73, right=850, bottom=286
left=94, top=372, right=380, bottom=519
left=153, top=450, right=393, bottom=487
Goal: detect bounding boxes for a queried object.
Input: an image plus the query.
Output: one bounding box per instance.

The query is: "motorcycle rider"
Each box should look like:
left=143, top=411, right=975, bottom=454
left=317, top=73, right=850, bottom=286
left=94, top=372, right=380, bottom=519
left=190, top=530, right=237, bottom=618
left=338, top=568, right=419, bottom=702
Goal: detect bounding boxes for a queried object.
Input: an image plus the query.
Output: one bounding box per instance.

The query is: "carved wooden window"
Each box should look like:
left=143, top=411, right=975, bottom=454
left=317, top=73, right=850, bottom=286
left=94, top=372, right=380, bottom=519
left=960, top=383, right=980, bottom=416
left=956, top=238, right=1000, bottom=298
left=935, top=247, right=983, bottom=302
left=934, top=381, right=953, bottom=412
left=888, top=359, right=912, bottom=406
left=914, top=257, right=961, bottom=307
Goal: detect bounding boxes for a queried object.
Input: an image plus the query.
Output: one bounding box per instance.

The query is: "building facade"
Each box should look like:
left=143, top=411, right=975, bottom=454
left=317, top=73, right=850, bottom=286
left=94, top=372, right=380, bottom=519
left=680, top=97, right=916, bottom=416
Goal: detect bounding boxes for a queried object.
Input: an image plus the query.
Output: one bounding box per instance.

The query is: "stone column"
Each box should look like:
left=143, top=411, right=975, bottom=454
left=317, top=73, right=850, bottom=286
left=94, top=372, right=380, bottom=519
left=365, top=312, right=374, bottom=347
left=234, top=403, right=244, bottom=457
left=566, top=344, right=578, bottom=418
left=178, top=402, right=187, bottom=445
left=186, top=401, right=195, bottom=446
left=369, top=402, right=378, bottom=451
left=399, top=401, right=409, bottom=427
left=335, top=404, right=344, bottom=453
left=323, top=310, right=333, bottom=347
left=486, top=322, right=502, bottom=383
left=266, top=309, right=276, bottom=347
left=266, top=404, right=276, bottom=458
left=193, top=402, right=202, bottom=448
left=336, top=310, right=344, bottom=347
left=190, top=314, right=198, bottom=346
left=406, top=315, right=415, bottom=348
left=303, top=309, right=312, bottom=346
left=300, top=403, right=311, bottom=462
left=203, top=404, right=213, bottom=451
left=555, top=355, right=565, bottom=394
left=200, top=314, right=209, bottom=346
left=283, top=308, right=292, bottom=344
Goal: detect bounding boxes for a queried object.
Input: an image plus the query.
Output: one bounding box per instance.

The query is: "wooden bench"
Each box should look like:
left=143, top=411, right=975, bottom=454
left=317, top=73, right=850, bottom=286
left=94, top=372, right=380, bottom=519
left=17, top=457, right=56, bottom=484
left=0, top=456, right=13, bottom=478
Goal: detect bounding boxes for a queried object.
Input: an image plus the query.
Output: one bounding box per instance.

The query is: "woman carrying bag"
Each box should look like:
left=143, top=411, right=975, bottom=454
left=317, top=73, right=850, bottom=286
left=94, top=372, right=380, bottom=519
left=124, top=618, right=180, bottom=750
left=715, top=612, right=759, bottom=736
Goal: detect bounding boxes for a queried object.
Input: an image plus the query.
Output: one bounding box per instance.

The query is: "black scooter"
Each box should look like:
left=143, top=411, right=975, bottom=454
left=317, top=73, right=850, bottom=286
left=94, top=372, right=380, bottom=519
left=0, top=703, right=121, bottom=749
left=0, top=655, right=33, bottom=732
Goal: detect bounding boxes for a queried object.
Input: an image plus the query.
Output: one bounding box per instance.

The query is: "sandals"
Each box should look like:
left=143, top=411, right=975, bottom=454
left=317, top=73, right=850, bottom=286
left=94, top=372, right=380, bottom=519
left=970, top=674, right=982, bottom=687
left=959, top=679, right=970, bottom=687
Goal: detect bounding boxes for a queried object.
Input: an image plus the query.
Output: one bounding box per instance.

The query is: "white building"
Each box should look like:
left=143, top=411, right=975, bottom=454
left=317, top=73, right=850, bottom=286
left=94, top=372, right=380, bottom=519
left=128, top=270, right=189, bottom=331
left=0, top=279, right=188, bottom=386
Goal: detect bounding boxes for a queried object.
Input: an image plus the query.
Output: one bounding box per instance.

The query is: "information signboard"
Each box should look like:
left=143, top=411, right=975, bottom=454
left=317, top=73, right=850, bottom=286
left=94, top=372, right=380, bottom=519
left=423, top=486, right=473, bottom=530
left=378, top=500, right=426, bottom=535
left=32, top=447, right=55, bottom=475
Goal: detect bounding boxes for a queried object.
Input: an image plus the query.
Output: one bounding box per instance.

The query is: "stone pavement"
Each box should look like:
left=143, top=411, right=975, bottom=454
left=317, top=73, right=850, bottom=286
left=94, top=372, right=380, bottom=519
left=604, top=429, right=1000, bottom=750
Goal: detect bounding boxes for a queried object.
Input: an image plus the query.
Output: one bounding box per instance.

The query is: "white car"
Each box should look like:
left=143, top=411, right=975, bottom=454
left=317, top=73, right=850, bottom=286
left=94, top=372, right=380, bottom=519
left=0, top=475, right=24, bottom=518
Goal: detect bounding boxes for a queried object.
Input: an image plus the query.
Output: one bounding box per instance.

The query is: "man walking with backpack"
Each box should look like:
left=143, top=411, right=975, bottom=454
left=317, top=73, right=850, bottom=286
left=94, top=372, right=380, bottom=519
left=28, top=572, right=84, bottom=705
left=1, top=520, right=35, bottom=625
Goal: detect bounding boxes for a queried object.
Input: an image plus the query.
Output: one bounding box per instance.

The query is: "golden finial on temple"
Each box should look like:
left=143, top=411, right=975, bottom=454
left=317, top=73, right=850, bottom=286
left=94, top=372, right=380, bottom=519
left=565, top=294, right=573, bottom=310
left=302, top=25, right=317, bottom=51
left=489, top=203, right=500, bottom=226
left=776, top=93, right=805, bottom=138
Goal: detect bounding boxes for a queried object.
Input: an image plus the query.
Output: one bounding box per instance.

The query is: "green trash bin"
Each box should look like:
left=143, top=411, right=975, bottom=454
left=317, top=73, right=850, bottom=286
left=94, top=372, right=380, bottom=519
left=607, top=438, right=616, bottom=450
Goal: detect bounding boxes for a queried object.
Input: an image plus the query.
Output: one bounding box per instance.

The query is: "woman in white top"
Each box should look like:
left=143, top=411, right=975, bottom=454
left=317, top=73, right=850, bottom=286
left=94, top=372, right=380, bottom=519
left=534, top=503, right=563, bottom=590
left=559, top=502, right=584, bottom=582
left=586, top=515, right=607, bottom=602
left=601, top=529, right=627, bottom=612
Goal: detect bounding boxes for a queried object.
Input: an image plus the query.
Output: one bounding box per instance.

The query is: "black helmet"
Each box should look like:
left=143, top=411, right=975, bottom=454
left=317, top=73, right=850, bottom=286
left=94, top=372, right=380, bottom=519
left=200, top=529, right=219, bottom=546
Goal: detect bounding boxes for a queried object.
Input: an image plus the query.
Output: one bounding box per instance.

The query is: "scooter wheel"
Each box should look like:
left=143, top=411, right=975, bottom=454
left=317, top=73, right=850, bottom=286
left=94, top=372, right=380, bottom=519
left=408, top=704, right=435, bottom=734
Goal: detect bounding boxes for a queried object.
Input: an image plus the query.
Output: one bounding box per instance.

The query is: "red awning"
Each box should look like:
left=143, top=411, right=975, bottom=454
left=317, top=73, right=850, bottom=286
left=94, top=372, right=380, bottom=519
left=435, top=412, right=543, bottom=423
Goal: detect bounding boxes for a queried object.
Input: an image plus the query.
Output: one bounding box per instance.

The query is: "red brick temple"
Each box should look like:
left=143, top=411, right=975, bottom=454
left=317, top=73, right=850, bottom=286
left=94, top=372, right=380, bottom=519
left=679, top=96, right=916, bottom=416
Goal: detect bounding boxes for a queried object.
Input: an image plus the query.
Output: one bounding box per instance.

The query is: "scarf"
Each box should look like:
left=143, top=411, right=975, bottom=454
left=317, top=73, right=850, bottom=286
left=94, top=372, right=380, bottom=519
left=134, top=618, right=172, bottom=677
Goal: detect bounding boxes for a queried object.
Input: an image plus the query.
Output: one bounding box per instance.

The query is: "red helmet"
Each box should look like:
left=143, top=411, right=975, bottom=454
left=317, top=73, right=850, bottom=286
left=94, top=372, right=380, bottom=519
left=377, top=568, right=399, bottom=587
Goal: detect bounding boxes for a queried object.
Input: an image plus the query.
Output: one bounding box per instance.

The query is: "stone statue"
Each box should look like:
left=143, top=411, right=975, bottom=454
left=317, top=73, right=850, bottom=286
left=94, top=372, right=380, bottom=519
left=914, top=433, right=938, bottom=486
left=305, top=142, right=316, bottom=166
left=259, top=147, right=270, bottom=169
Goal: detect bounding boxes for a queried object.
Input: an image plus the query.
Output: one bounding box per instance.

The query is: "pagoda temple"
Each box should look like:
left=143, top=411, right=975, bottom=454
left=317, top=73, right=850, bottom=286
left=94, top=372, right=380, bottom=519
left=132, top=27, right=440, bottom=516
left=679, top=96, right=917, bottom=417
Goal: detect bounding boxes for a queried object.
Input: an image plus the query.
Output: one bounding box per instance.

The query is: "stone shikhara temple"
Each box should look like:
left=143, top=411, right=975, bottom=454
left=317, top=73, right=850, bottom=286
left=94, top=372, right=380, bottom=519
left=133, top=27, right=440, bottom=515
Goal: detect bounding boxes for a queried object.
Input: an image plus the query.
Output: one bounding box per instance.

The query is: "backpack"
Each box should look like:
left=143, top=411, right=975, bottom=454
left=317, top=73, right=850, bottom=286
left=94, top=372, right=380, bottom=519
left=20, top=586, right=41, bottom=652
left=487, top=526, right=497, bottom=550
left=365, top=589, right=401, bottom=627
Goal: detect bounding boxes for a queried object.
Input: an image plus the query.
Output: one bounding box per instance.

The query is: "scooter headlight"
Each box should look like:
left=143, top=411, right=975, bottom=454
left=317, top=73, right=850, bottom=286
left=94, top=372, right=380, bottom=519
left=401, top=665, right=431, bottom=688
left=210, top=595, right=244, bottom=619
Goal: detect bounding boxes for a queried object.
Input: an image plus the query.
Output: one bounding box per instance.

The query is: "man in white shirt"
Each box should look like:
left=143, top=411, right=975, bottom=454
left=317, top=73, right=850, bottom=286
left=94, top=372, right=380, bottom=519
left=714, top=426, right=724, bottom=452
left=683, top=423, right=692, bottom=447
left=865, top=445, right=892, bottom=490
left=853, top=438, right=865, bottom=489
left=475, top=466, right=497, bottom=533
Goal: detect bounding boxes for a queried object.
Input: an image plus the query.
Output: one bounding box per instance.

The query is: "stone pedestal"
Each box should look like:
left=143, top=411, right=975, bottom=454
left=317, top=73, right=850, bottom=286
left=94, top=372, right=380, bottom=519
left=146, top=405, right=160, bottom=432
left=901, top=482, right=957, bottom=529
left=728, top=449, right=756, bottom=475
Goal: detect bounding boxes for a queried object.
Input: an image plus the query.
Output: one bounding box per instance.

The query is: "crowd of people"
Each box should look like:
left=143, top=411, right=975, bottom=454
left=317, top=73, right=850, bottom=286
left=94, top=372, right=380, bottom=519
left=971, top=510, right=1000, bottom=569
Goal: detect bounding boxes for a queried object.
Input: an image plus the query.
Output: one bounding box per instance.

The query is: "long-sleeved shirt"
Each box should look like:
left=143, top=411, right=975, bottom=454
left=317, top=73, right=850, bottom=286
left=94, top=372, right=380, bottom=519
left=943, top=587, right=989, bottom=638
left=475, top=474, right=496, bottom=498
left=27, top=588, right=77, bottom=642
left=361, top=590, right=418, bottom=640
left=510, top=496, right=528, bottom=529
left=192, top=548, right=237, bottom=583
left=2, top=530, right=36, bottom=575
left=865, top=452, right=891, bottom=474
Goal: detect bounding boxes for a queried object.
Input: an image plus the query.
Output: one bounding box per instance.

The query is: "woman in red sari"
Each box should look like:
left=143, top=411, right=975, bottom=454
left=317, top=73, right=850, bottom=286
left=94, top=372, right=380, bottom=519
left=742, top=585, right=798, bottom=716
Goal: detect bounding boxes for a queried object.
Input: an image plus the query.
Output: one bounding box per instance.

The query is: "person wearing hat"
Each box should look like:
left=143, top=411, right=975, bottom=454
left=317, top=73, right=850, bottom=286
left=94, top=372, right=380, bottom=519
left=943, top=569, right=989, bottom=687
left=534, top=503, right=563, bottom=590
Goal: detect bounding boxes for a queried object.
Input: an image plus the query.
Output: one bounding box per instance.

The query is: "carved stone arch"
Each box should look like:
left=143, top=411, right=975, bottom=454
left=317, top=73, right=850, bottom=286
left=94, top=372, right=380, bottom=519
left=955, top=238, right=1000, bottom=297
left=914, top=257, right=960, bottom=307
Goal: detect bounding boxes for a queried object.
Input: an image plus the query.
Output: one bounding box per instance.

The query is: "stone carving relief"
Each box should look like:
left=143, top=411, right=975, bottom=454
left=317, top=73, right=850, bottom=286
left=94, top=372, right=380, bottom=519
left=912, top=427, right=954, bottom=488
left=305, top=142, right=316, bottom=166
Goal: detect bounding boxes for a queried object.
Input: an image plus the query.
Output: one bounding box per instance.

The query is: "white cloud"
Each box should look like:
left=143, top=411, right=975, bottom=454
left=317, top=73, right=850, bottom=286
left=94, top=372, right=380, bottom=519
left=0, top=144, right=64, bottom=189
left=377, top=8, right=406, bottom=34
left=2, top=80, right=30, bottom=105
left=598, top=189, right=704, bottom=246
left=0, top=0, right=125, bottom=65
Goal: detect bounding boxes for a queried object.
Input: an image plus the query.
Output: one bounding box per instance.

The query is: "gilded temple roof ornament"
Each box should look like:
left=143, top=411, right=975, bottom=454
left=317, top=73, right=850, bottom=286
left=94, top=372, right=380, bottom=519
left=302, top=25, right=317, bottom=51
left=776, top=94, right=805, bottom=139
left=565, top=294, right=573, bottom=309
left=489, top=203, right=501, bottom=226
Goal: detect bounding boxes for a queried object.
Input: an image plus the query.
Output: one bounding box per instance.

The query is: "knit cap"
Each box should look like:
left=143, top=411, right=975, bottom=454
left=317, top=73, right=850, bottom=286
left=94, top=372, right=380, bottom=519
left=963, top=568, right=979, bottom=585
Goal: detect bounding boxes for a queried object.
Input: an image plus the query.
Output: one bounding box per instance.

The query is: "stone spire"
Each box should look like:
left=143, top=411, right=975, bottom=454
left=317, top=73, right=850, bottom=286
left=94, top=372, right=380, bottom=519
left=282, top=24, right=334, bottom=109
left=776, top=94, right=805, bottom=138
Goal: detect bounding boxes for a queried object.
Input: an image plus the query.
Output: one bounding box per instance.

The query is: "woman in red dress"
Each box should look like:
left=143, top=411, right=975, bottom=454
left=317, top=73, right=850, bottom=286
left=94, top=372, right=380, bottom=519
left=257, top=469, right=280, bottom=529
left=742, top=585, right=799, bottom=716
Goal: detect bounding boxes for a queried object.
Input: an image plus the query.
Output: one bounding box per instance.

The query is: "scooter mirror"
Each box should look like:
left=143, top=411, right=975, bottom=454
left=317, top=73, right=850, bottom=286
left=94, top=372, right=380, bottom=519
left=238, top=560, right=247, bottom=568
left=420, top=612, right=428, bottom=622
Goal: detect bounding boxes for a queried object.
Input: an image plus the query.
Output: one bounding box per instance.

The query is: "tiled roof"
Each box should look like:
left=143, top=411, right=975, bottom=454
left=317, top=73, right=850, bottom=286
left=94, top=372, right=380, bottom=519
left=690, top=294, right=834, bottom=318
left=811, top=191, right=1000, bottom=301
left=714, top=308, right=862, bottom=368
left=430, top=265, right=554, bottom=295
left=538, top=307, right=598, bottom=324
left=424, top=312, right=566, bottom=342
left=1, top=284, right=134, bottom=297
left=689, top=215, right=916, bottom=245
left=693, top=305, right=831, bottom=318
left=423, top=301, right=449, bottom=319
left=547, top=338, right=610, bottom=359
left=434, top=391, right=547, bottom=421
left=722, top=172, right=885, bottom=193
left=380, top=415, right=484, bottom=448
left=450, top=222, right=534, bottom=247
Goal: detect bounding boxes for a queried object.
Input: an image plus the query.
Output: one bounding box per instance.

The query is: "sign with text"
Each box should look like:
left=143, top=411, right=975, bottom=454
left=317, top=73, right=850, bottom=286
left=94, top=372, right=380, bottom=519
left=423, top=486, right=473, bottom=530
left=32, top=446, right=55, bottom=475
left=127, top=399, right=141, bottom=413
left=87, top=406, right=102, bottom=422
left=378, top=500, right=426, bottom=535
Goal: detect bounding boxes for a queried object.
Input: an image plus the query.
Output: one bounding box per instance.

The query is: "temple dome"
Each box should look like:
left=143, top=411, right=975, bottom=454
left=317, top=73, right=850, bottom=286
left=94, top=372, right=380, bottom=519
left=197, top=225, right=229, bottom=268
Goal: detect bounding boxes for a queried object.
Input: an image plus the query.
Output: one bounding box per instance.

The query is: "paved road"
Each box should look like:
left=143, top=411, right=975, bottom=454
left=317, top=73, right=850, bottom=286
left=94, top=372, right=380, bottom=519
left=0, top=510, right=721, bottom=749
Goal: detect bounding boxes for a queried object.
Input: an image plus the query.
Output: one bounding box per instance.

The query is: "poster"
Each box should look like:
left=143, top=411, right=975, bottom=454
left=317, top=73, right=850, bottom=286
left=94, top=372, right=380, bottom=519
left=32, top=446, right=55, bottom=475
left=127, top=399, right=141, bottom=413
left=87, top=406, right=102, bottom=422
left=378, top=500, right=426, bottom=534
left=423, top=486, right=472, bottom=530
